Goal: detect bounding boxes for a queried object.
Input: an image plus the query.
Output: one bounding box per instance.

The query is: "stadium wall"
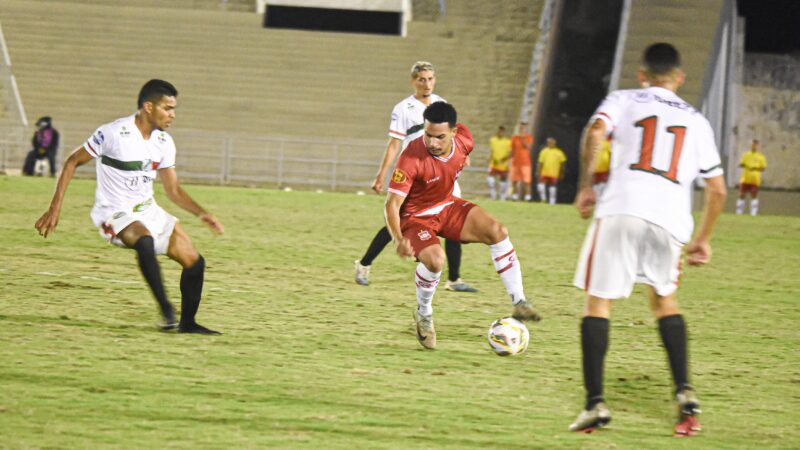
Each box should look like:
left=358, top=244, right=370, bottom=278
left=735, top=52, right=800, bottom=190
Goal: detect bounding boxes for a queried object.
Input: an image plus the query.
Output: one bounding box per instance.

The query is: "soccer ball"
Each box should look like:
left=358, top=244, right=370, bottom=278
left=487, top=317, right=529, bottom=356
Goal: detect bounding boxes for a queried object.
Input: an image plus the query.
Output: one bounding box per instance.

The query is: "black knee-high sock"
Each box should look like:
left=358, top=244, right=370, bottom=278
left=444, top=239, right=461, bottom=282
left=134, top=236, right=173, bottom=318
left=581, top=316, right=610, bottom=409
left=180, top=255, right=205, bottom=326
left=658, top=314, right=689, bottom=392
left=360, top=226, right=393, bottom=266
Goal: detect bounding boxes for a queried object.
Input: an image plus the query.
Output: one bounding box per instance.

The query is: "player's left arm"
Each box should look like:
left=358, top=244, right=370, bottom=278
left=159, top=167, right=224, bottom=234
left=575, top=119, right=606, bottom=218
left=686, top=175, right=726, bottom=265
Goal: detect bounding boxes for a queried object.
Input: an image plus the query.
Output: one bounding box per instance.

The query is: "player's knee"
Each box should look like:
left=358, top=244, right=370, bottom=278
left=133, top=235, right=156, bottom=259
left=421, top=249, right=445, bottom=273
left=488, top=222, right=508, bottom=243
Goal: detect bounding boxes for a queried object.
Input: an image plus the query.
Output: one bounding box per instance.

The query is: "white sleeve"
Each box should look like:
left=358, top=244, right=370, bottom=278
left=84, top=124, right=112, bottom=158
left=591, top=91, right=626, bottom=137
left=388, top=103, right=406, bottom=140
left=158, top=135, right=177, bottom=170
left=696, top=118, right=723, bottom=178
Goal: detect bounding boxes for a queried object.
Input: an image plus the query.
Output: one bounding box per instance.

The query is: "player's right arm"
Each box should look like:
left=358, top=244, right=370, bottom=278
left=384, top=192, right=412, bottom=258
left=372, top=137, right=403, bottom=193
left=35, top=146, right=94, bottom=237
left=575, top=119, right=607, bottom=219
left=686, top=175, right=726, bottom=265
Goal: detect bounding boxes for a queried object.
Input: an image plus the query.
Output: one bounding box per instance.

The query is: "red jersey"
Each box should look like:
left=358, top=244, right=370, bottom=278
left=388, top=124, right=474, bottom=217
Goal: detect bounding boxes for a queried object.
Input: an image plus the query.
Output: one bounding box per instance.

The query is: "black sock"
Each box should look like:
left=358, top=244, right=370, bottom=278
left=180, top=255, right=205, bottom=327
left=581, top=316, right=610, bottom=409
left=658, top=314, right=689, bottom=391
left=360, top=227, right=393, bottom=266
left=133, top=236, right=173, bottom=319
left=444, top=239, right=461, bottom=282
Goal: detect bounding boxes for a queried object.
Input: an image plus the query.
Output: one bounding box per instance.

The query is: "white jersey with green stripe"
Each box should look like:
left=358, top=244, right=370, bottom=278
left=84, top=114, right=177, bottom=227
left=388, top=94, right=445, bottom=150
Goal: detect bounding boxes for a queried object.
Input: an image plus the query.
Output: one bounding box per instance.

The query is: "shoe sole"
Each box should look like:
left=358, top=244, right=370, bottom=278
left=572, top=416, right=611, bottom=433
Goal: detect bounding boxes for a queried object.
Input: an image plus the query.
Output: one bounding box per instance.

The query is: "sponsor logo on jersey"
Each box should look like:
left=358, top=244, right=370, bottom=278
left=391, top=169, right=407, bottom=183
left=418, top=229, right=432, bottom=241
left=426, top=176, right=440, bottom=184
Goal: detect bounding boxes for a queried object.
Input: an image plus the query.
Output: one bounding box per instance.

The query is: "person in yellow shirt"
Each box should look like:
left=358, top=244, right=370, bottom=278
left=487, top=125, right=512, bottom=200
left=737, top=139, right=767, bottom=215
left=592, top=138, right=612, bottom=197
left=537, top=137, right=567, bottom=204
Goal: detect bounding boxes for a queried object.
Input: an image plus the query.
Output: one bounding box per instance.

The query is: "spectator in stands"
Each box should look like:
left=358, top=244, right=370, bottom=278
left=510, top=122, right=534, bottom=201
left=736, top=139, right=767, bottom=215
left=487, top=125, right=512, bottom=200
left=23, top=116, right=59, bottom=177
left=537, top=137, right=567, bottom=204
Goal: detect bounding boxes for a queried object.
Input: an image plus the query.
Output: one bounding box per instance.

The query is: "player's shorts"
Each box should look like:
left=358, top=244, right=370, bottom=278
left=510, top=164, right=532, bottom=183
left=573, top=215, right=683, bottom=299
left=538, top=176, right=558, bottom=185
left=488, top=167, right=509, bottom=177
left=401, top=198, right=477, bottom=256
left=739, top=183, right=759, bottom=195
left=592, top=172, right=609, bottom=184
left=98, top=201, right=178, bottom=255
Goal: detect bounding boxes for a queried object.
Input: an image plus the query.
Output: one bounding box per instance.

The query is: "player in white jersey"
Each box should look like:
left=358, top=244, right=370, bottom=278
left=35, top=80, right=225, bottom=334
left=354, top=61, right=477, bottom=293
left=569, top=44, right=727, bottom=436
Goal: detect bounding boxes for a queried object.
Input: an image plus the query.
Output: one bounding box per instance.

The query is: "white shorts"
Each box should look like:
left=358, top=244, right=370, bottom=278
left=573, top=215, right=682, bottom=299
left=98, top=203, right=178, bottom=255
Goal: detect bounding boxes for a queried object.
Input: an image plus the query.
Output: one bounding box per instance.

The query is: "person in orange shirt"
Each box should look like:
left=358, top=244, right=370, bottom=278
left=510, top=122, right=534, bottom=201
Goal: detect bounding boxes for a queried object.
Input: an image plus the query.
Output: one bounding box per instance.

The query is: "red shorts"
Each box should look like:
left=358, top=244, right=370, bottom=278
left=739, top=183, right=759, bottom=195
left=538, top=176, right=558, bottom=185
left=401, top=198, right=477, bottom=256
left=488, top=168, right=509, bottom=177
left=510, top=164, right=532, bottom=183
left=592, top=172, right=609, bottom=184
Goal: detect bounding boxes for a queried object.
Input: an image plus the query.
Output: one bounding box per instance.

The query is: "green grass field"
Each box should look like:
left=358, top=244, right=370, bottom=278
left=1, top=175, right=798, bottom=449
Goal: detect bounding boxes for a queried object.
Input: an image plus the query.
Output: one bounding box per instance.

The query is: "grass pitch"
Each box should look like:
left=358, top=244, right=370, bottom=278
left=1, top=176, right=798, bottom=449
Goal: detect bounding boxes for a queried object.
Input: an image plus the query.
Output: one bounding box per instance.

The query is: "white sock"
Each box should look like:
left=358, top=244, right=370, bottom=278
left=524, top=193, right=532, bottom=201
left=736, top=199, right=745, bottom=215
left=487, top=176, right=497, bottom=200
left=499, top=181, right=509, bottom=201
left=751, top=199, right=759, bottom=216
left=415, top=262, right=440, bottom=316
left=537, top=183, right=546, bottom=202
left=548, top=186, right=557, bottom=204
left=489, top=237, right=525, bottom=304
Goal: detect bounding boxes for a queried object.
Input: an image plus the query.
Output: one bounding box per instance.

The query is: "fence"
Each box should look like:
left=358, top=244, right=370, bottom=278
left=0, top=121, right=493, bottom=196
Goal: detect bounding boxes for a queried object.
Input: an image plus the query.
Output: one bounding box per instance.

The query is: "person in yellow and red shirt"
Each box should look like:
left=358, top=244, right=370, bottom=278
left=487, top=125, right=512, bottom=200
left=510, top=122, right=534, bottom=201
left=537, top=137, right=567, bottom=204
left=737, top=139, right=767, bottom=216
left=592, top=138, right=612, bottom=197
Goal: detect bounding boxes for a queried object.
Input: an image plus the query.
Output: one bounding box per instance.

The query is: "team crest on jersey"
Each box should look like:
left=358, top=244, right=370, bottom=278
left=157, top=132, right=167, bottom=144
left=120, top=126, right=131, bottom=137
left=418, top=229, right=432, bottom=241
left=92, top=130, right=104, bottom=146
left=391, top=169, right=407, bottom=183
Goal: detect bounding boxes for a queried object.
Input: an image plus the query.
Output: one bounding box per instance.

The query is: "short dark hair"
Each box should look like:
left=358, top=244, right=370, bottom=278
left=423, top=101, right=457, bottom=128
left=642, top=43, right=681, bottom=75
left=137, top=79, right=178, bottom=109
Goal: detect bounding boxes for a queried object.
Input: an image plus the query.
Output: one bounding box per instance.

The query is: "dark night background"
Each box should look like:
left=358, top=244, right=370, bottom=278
left=737, top=0, right=800, bottom=52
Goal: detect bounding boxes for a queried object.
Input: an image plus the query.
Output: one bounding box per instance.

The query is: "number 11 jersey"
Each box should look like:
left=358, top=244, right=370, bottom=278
left=591, top=86, right=724, bottom=243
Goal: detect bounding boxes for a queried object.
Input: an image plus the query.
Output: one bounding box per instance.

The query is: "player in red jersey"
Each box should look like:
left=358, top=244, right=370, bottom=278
left=384, top=102, right=541, bottom=349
